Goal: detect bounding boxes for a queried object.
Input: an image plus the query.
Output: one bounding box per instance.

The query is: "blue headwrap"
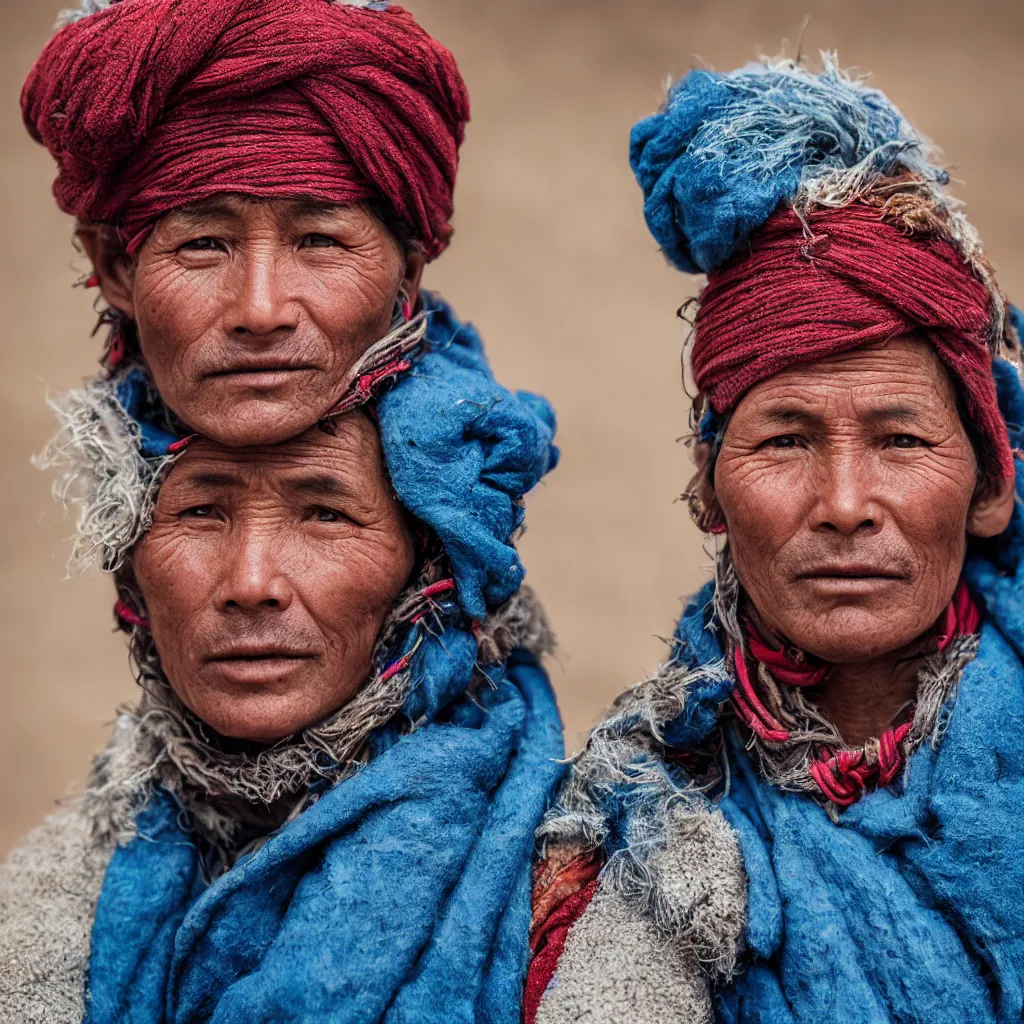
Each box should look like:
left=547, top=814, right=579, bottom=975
left=629, top=59, right=946, bottom=274
left=86, top=293, right=564, bottom=1024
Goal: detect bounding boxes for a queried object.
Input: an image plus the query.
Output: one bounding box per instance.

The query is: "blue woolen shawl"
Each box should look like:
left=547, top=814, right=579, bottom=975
left=595, top=360, right=1024, bottom=1023
left=84, top=294, right=565, bottom=1024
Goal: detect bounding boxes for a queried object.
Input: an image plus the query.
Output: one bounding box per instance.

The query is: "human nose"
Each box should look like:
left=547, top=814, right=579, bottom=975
left=214, top=527, right=294, bottom=613
left=225, top=249, right=299, bottom=339
left=808, top=452, right=883, bottom=535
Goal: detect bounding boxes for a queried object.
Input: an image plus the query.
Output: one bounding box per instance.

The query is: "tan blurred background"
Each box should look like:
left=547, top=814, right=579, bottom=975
left=2, top=0, right=1023, bottom=854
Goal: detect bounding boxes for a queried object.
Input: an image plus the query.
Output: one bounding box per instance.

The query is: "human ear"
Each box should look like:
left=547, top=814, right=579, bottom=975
left=967, top=469, right=1017, bottom=538
left=76, top=224, right=137, bottom=320
left=688, top=439, right=727, bottom=533
left=400, top=249, right=426, bottom=311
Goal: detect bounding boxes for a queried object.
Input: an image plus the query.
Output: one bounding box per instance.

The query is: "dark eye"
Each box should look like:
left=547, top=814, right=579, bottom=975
left=302, top=233, right=341, bottom=249
left=890, top=434, right=929, bottom=449
left=181, top=504, right=217, bottom=519
left=310, top=507, right=348, bottom=523
left=761, top=434, right=801, bottom=449
left=179, top=237, right=224, bottom=253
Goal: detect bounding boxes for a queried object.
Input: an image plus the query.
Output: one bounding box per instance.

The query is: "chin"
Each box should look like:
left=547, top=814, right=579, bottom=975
left=195, top=385, right=332, bottom=448
left=187, top=693, right=323, bottom=744
left=785, top=606, right=930, bottom=665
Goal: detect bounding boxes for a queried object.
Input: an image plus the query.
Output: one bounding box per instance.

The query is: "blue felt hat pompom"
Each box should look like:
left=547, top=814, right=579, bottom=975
left=629, top=57, right=947, bottom=275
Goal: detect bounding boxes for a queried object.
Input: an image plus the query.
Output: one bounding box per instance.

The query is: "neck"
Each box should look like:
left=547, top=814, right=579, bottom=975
left=811, top=644, right=929, bottom=747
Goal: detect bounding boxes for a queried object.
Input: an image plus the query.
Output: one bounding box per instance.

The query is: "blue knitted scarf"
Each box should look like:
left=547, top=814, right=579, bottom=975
left=83, top=294, right=565, bottom=1024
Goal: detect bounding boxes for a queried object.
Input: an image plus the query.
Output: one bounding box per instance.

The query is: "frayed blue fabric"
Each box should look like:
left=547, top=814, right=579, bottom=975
left=629, top=62, right=945, bottom=274
left=379, top=293, right=558, bottom=619
left=115, top=367, right=182, bottom=458
left=714, top=609, right=1024, bottom=1023
left=87, top=293, right=565, bottom=1023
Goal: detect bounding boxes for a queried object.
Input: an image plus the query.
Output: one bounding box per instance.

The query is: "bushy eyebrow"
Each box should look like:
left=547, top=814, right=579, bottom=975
left=166, top=196, right=245, bottom=227
left=758, top=402, right=927, bottom=429
left=281, top=472, right=360, bottom=503
left=171, top=469, right=244, bottom=490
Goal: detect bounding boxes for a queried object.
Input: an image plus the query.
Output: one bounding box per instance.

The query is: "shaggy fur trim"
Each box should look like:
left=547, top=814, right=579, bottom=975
left=0, top=802, right=115, bottom=1023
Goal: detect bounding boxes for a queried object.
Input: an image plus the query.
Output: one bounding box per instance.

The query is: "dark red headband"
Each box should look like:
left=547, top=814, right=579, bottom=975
left=22, top=0, right=469, bottom=259
left=693, top=203, right=1013, bottom=480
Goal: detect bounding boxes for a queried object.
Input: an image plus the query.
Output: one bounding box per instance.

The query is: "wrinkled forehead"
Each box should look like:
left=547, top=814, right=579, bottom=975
left=158, top=412, right=390, bottom=503
left=731, top=336, right=961, bottom=424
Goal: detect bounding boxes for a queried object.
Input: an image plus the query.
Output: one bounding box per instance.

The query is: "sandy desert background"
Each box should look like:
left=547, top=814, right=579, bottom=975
left=2, top=0, right=1023, bottom=853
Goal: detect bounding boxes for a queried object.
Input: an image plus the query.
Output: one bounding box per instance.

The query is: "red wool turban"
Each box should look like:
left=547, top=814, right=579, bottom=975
left=22, top=0, right=469, bottom=259
left=692, top=203, right=1014, bottom=481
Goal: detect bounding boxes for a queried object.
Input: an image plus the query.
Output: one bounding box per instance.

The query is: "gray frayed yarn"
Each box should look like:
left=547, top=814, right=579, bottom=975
left=620, top=801, right=747, bottom=979
left=537, top=624, right=744, bottom=982
left=535, top=798, right=748, bottom=1022
left=56, top=0, right=110, bottom=28
left=37, top=365, right=172, bottom=575
left=537, top=649, right=730, bottom=863
left=713, top=545, right=979, bottom=821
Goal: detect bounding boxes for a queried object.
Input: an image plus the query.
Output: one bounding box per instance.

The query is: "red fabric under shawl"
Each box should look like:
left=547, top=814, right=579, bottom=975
left=22, top=0, right=469, bottom=259
left=693, top=203, right=1014, bottom=480
left=525, top=872, right=601, bottom=1024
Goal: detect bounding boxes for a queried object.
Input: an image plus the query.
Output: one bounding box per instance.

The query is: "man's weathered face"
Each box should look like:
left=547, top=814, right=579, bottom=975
left=712, top=335, right=1009, bottom=664
left=89, top=195, right=423, bottom=447
left=132, top=413, right=415, bottom=742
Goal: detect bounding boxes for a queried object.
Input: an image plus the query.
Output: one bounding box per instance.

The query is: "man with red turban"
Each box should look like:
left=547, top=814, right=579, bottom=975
left=22, top=0, right=471, bottom=446
left=528, top=57, right=1024, bottom=1024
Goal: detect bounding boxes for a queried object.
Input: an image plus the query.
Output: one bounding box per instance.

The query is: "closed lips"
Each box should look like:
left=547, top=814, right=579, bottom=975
left=797, top=566, right=905, bottom=579
left=207, top=647, right=316, bottom=661
left=207, top=363, right=317, bottom=378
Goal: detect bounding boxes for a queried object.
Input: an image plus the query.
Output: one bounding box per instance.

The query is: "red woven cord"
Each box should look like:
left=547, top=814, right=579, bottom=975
left=730, top=646, right=791, bottom=743
left=693, top=203, right=1012, bottom=482
left=22, top=0, right=469, bottom=260
left=746, top=631, right=828, bottom=688
left=732, top=580, right=981, bottom=807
